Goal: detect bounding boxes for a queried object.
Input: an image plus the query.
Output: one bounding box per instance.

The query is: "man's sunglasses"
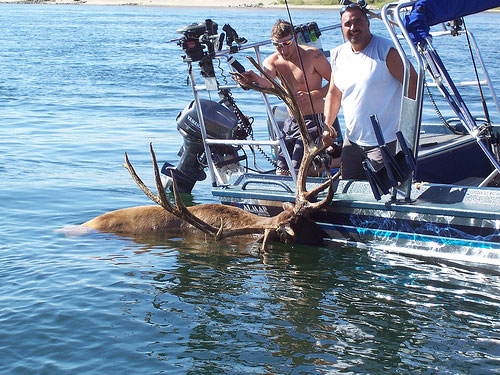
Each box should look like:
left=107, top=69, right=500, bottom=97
left=340, top=3, right=365, bottom=16
left=272, top=35, right=295, bottom=48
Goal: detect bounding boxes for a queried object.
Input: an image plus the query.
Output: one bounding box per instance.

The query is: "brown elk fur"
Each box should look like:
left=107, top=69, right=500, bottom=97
left=84, top=204, right=287, bottom=234
left=83, top=202, right=328, bottom=245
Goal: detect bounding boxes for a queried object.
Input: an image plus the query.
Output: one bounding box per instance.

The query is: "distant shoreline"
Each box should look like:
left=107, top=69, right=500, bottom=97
left=1, top=0, right=497, bottom=12
left=0, top=0, right=342, bottom=9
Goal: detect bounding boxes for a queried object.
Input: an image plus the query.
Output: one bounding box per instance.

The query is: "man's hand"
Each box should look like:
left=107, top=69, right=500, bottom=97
left=322, top=127, right=337, bottom=147
left=239, top=70, right=262, bottom=85
left=233, top=69, right=273, bottom=90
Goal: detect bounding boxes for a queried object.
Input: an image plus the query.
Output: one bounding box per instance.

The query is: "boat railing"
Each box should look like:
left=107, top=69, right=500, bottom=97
left=186, top=44, right=298, bottom=187
left=186, top=22, right=342, bottom=188
left=383, top=2, right=500, bottom=120
left=382, top=1, right=425, bottom=200
left=425, top=30, right=500, bottom=117
left=382, top=1, right=500, bottom=194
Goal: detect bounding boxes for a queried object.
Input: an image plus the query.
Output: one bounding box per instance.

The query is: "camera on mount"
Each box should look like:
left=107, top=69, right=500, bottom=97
left=177, top=19, right=219, bottom=63
left=177, top=19, right=220, bottom=89
left=176, top=19, right=247, bottom=91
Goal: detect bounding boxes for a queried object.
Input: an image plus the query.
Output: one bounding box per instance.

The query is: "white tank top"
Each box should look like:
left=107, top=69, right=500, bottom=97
left=331, top=34, right=402, bottom=147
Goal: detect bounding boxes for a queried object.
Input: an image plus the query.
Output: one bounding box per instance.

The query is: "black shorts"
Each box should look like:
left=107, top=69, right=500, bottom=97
left=341, top=137, right=397, bottom=180
left=276, top=114, right=342, bottom=172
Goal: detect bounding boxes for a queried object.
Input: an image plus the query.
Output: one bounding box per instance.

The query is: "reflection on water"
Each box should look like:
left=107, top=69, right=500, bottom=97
left=92, top=238, right=500, bottom=374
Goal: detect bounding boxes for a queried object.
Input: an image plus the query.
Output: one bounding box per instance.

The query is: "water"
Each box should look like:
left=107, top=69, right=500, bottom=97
left=1, top=4, right=500, bottom=374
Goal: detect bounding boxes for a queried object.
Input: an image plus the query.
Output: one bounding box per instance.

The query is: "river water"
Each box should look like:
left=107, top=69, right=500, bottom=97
left=1, top=4, right=500, bottom=374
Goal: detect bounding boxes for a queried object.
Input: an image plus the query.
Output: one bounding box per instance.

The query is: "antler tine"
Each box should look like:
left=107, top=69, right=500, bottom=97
left=231, top=57, right=296, bottom=118
left=231, top=68, right=291, bottom=118
left=123, top=151, right=163, bottom=206
left=274, top=69, right=313, bottom=147
left=150, top=144, right=276, bottom=240
left=232, top=56, right=314, bottom=151
left=149, top=143, right=226, bottom=236
left=246, top=56, right=289, bottom=98
left=149, top=143, right=195, bottom=218
left=304, top=168, right=341, bottom=201
left=301, top=168, right=341, bottom=212
left=169, top=169, right=185, bottom=212
left=123, top=144, right=221, bottom=237
left=246, top=56, right=313, bottom=148
left=149, top=143, right=179, bottom=213
left=231, top=77, right=280, bottom=97
left=231, top=54, right=334, bottom=211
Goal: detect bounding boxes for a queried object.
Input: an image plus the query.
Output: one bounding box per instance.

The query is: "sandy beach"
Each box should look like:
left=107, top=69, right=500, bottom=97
left=0, top=0, right=340, bottom=8
left=68, top=0, right=278, bottom=6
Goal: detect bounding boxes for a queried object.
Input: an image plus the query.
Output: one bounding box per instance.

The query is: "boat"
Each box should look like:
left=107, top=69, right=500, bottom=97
left=160, top=0, right=500, bottom=265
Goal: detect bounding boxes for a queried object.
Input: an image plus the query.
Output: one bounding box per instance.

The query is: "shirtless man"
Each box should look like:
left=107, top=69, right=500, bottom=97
left=241, top=19, right=340, bottom=175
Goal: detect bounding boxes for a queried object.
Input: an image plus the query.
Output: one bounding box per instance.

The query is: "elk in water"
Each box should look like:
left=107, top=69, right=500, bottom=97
left=83, top=57, right=339, bottom=250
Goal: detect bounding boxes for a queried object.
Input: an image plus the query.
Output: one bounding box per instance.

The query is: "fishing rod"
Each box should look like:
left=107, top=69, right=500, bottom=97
left=282, top=0, right=318, bottom=126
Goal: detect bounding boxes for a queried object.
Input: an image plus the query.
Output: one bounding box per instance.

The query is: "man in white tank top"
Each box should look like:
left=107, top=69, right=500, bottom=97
left=323, top=4, right=416, bottom=179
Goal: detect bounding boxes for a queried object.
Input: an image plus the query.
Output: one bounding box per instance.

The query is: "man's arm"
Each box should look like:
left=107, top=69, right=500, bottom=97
left=308, top=49, right=332, bottom=100
left=238, top=55, right=277, bottom=89
left=322, top=71, right=341, bottom=143
left=386, top=47, right=417, bottom=100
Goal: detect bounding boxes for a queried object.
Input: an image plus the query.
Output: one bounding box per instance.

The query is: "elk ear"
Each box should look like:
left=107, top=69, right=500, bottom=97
left=277, top=223, right=296, bottom=243
left=282, top=202, right=294, bottom=211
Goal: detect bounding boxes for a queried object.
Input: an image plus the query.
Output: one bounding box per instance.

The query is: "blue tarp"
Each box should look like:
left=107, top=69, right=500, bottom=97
left=403, top=0, right=500, bottom=44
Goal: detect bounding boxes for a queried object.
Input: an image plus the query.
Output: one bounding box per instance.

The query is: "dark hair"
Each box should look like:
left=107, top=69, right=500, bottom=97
left=271, top=19, right=293, bottom=40
left=340, top=3, right=368, bottom=19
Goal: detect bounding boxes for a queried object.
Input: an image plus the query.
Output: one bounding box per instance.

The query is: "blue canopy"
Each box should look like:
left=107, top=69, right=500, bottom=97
left=403, top=0, right=500, bottom=44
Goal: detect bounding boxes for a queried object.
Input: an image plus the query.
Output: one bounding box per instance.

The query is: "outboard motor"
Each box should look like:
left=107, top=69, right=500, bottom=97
left=161, top=99, right=242, bottom=193
left=163, top=20, right=250, bottom=193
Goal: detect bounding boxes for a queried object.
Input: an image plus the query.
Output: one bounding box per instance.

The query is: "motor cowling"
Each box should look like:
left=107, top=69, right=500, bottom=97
left=177, top=99, right=237, bottom=140
left=161, top=99, right=240, bottom=193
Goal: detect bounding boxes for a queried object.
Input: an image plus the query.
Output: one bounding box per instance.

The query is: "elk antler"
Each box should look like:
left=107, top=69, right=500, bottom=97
left=123, top=143, right=280, bottom=245
left=123, top=143, right=223, bottom=238
left=231, top=56, right=339, bottom=215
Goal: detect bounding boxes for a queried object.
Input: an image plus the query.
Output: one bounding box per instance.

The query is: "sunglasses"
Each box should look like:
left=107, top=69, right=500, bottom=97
left=340, top=3, right=365, bottom=16
left=272, top=35, right=295, bottom=48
